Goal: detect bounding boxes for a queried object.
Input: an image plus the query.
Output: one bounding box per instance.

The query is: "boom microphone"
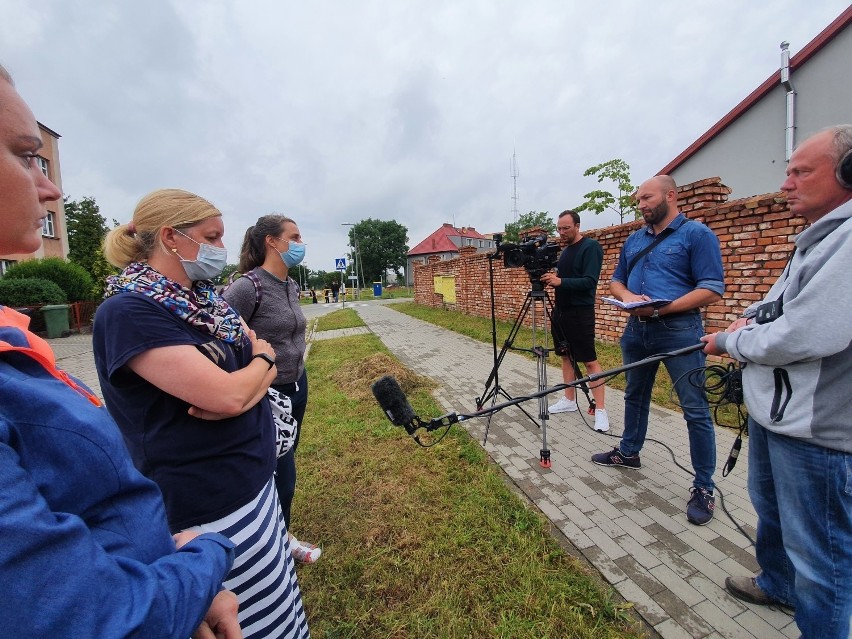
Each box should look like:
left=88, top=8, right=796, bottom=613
left=372, top=343, right=707, bottom=444
left=371, top=376, right=419, bottom=435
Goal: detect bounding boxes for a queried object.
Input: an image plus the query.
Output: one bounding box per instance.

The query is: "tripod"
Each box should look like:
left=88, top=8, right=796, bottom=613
left=476, top=255, right=593, bottom=468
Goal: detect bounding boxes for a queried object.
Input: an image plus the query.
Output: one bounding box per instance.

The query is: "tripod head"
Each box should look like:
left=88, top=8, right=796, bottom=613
left=528, top=273, right=547, bottom=293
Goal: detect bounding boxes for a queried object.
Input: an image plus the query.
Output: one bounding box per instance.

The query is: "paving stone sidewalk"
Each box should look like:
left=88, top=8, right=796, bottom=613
left=348, top=302, right=798, bottom=639
left=49, top=300, right=797, bottom=638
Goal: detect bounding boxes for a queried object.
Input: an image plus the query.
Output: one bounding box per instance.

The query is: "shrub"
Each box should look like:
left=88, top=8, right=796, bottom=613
left=0, top=277, right=67, bottom=306
left=3, top=257, right=95, bottom=302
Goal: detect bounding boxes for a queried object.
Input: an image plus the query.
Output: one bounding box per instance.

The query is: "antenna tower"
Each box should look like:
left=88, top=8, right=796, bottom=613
left=510, top=150, right=519, bottom=222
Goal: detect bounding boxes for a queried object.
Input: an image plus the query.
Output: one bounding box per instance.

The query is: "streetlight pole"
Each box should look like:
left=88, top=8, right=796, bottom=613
left=341, top=223, right=360, bottom=299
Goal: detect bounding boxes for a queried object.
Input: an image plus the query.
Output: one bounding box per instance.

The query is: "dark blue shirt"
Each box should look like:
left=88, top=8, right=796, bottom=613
left=93, top=293, right=276, bottom=531
left=612, top=214, right=724, bottom=300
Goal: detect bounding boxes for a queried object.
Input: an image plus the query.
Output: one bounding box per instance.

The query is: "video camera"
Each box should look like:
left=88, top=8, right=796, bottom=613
left=494, top=233, right=561, bottom=279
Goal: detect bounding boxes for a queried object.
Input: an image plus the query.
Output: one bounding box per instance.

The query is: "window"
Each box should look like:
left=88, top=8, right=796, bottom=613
left=36, top=156, right=49, bottom=177
left=0, top=259, right=17, bottom=275
left=42, top=212, right=55, bottom=237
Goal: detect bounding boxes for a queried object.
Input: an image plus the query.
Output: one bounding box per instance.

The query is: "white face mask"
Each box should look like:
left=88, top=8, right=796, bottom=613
left=174, top=229, right=228, bottom=281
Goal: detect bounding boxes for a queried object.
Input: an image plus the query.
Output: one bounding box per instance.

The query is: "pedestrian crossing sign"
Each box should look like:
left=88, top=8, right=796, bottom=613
left=335, top=258, right=347, bottom=270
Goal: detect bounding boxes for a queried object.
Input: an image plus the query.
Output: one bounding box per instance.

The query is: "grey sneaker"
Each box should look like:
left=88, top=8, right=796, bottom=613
left=549, top=397, right=578, bottom=413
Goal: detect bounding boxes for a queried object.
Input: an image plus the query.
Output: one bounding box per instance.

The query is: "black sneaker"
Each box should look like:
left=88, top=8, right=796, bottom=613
left=686, top=487, right=715, bottom=525
left=591, top=447, right=641, bottom=469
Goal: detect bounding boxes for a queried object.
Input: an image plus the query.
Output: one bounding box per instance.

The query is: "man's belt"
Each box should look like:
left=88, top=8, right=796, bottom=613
left=635, top=311, right=698, bottom=323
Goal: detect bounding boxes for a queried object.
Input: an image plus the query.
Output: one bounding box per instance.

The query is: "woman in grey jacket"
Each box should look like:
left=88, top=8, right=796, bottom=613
left=224, top=215, right=321, bottom=564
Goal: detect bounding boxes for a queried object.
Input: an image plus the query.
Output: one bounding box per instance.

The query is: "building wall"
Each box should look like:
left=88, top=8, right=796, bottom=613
left=670, top=27, right=852, bottom=200
left=414, top=178, right=801, bottom=344
left=406, top=245, right=494, bottom=286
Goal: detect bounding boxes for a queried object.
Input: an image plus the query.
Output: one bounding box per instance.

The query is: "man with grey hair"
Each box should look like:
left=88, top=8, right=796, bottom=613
left=703, top=125, right=852, bottom=639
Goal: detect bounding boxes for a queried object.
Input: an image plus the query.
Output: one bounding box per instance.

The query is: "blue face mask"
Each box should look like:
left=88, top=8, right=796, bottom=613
left=281, top=241, right=306, bottom=269
left=175, top=230, right=228, bottom=281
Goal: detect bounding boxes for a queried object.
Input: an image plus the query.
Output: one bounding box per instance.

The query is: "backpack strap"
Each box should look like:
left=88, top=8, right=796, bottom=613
left=243, top=269, right=263, bottom=323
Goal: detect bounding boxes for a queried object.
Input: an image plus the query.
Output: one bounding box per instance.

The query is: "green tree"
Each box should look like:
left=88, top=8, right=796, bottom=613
left=347, top=219, right=409, bottom=284
left=64, top=196, right=118, bottom=292
left=216, top=263, right=240, bottom=286
left=574, top=159, right=638, bottom=224
left=503, top=211, right=555, bottom=243
left=311, top=270, right=333, bottom=289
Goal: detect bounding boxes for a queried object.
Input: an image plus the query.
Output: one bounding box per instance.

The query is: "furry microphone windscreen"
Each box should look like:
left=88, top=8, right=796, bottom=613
left=371, top=375, right=417, bottom=428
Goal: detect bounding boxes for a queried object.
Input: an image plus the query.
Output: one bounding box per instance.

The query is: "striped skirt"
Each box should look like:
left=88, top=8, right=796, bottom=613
left=189, top=479, right=310, bottom=638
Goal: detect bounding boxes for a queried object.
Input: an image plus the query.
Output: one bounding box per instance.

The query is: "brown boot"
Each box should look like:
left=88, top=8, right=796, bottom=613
left=725, top=575, right=782, bottom=606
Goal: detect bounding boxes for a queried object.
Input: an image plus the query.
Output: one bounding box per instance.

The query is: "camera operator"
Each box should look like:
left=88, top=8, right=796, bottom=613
left=702, top=125, right=852, bottom=639
left=540, top=210, right=608, bottom=432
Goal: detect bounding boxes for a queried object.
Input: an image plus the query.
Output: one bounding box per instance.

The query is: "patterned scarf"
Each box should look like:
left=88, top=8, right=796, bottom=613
left=104, top=262, right=245, bottom=345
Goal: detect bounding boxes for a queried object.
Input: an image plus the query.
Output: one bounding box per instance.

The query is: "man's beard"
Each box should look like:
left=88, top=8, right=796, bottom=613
left=642, top=201, right=668, bottom=226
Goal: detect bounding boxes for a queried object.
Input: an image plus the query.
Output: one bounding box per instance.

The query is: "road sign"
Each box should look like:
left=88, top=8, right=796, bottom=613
left=348, top=275, right=358, bottom=281
left=335, top=258, right=347, bottom=271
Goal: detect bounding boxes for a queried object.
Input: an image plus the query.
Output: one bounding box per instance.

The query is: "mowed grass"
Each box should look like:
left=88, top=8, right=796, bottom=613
left=315, top=308, right=366, bottom=332
left=293, top=334, right=644, bottom=639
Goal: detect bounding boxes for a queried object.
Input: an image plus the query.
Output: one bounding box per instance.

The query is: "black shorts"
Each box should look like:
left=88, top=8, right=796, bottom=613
left=550, top=306, right=597, bottom=362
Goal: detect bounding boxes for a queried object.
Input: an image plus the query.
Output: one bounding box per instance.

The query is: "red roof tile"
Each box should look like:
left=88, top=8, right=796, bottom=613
left=408, top=223, right=488, bottom=256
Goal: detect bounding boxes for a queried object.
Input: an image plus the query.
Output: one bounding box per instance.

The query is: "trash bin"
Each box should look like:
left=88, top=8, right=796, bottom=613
left=373, top=282, right=383, bottom=297
left=41, top=304, right=70, bottom=338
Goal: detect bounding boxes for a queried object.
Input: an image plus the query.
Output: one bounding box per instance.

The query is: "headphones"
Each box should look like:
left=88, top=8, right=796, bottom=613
left=837, top=148, right=852, bottom=189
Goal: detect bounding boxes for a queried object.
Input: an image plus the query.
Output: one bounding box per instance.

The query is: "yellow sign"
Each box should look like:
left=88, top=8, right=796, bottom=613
left=433, top=275, right=456, bottom=303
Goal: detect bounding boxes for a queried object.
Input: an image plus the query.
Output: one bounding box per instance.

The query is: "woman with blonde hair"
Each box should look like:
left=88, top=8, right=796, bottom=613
left=94, top=189, right=309, bottom=638
left=223, top=214, right=320, bottom=564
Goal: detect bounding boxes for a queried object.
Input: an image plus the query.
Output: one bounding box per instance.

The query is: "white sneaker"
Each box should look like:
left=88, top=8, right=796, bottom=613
left=289, top=536, right=322, bottom=564
left=594, top=408, right=610, bottom=432
left=549, top=397, right=578, bottom=413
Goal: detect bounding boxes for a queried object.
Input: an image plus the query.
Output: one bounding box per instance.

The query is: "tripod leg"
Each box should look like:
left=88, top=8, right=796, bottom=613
left=532, top=293, right=552, bottom=468
left=476, top=294, right=533, bottom=410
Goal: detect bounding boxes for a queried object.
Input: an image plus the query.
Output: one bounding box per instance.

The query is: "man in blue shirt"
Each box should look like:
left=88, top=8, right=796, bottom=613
left=592, top=175, right=724, bottom=525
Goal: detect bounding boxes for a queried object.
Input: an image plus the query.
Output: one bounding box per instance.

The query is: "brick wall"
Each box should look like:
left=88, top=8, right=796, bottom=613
left=413, top=177, right=804, bottom=343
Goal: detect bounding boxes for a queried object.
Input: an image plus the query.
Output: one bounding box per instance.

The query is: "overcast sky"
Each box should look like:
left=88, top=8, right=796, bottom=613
left=2, top=0, right=849, bottom=277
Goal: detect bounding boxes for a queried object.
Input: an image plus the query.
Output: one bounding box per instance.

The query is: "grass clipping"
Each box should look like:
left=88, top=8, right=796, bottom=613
left=331, top=352, right=436, bottom=401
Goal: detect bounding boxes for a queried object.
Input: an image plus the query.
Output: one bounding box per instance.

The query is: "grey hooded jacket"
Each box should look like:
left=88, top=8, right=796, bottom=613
left=716, top=198, right=852, bottom=452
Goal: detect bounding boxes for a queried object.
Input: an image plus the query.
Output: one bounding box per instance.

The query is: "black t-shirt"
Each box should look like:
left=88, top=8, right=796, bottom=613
left=93, top=293, right=276, bottom=531
left=555, top=238, right=583, bottom=309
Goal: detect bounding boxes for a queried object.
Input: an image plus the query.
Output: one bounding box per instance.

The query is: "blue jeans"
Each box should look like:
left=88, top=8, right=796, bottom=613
left=619, top=314, right=716, bottom=490
left=749, top=418, right=852, bottom=639
left=272, top=369, right=309, bottom=529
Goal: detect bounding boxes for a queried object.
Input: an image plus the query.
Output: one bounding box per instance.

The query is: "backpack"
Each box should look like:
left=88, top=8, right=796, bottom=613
left=224, top=269, right=263, bottom=322
left=224, top=268, right=301, bottom=323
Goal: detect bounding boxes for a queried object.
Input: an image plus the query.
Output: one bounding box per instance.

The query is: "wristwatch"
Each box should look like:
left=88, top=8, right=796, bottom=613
left=651, top=308, right=660, bottom=319
left=253, top=352, right=276, bottom=370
